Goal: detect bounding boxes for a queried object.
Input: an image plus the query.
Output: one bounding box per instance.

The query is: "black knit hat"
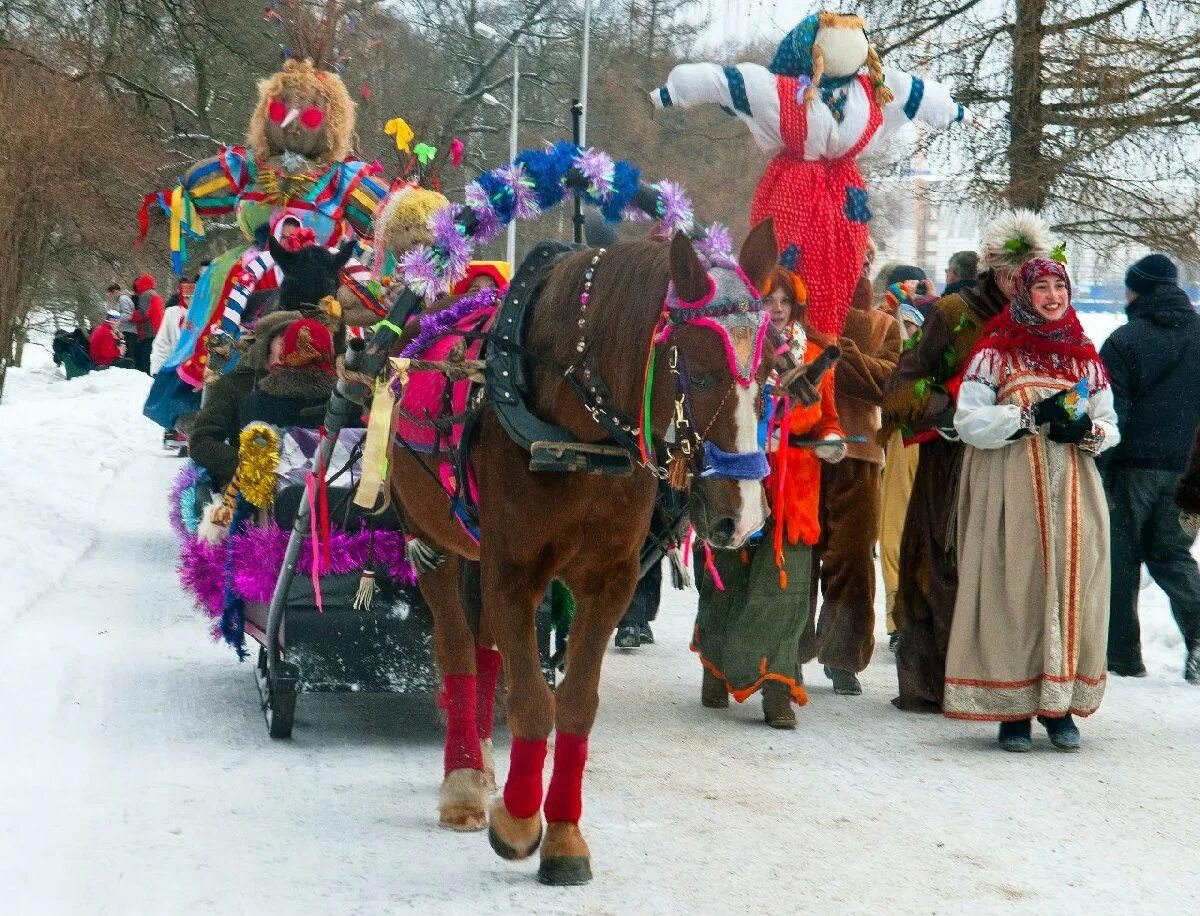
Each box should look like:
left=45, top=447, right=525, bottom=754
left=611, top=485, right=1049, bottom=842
left=1126, top=254, right=1178, bottom=295
left=887, top=265, right=927, bottom=285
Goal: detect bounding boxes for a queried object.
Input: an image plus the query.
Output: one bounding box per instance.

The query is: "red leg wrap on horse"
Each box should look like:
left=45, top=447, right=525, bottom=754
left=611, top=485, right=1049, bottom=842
left=544, top=731, right=589, bottom=823
left=442, top=674, right=483, bottom=773
left=475, top=646, right=502, bottom=740
left=503, top=736, right=548, bottom=820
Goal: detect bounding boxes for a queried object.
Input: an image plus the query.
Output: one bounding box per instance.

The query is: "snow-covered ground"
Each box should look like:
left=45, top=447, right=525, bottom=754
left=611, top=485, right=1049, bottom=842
left=2, top=332, right=1198, bottom=915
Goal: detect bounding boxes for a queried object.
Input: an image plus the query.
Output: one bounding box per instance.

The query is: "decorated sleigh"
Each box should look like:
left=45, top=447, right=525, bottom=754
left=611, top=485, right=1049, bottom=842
left=170, top=426, right=433, bottom=738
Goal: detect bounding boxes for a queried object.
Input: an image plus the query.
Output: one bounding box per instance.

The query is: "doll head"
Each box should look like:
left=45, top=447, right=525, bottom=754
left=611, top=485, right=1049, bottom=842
left=770, top=12, right=893, bottom=105
left=247, top=59, right=355, bottom=168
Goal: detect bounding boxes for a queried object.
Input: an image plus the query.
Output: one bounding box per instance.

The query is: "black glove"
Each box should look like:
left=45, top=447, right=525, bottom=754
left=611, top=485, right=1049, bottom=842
left=1033, top=390, right=1072, bottom=426
left=934, top=404, right=959, bottom=441
left=1048, top=414, right=1092, bottom=444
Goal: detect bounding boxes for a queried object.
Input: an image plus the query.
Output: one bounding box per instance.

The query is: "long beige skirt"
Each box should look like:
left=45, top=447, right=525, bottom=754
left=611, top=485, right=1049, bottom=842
left=943, top=434, right=1110, bottom=720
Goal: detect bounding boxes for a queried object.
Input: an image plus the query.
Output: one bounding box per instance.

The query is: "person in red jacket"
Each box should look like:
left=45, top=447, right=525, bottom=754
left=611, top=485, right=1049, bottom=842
left=132, top=273, right=164, bottom=374
left=89, top=310, right=132, bottom=368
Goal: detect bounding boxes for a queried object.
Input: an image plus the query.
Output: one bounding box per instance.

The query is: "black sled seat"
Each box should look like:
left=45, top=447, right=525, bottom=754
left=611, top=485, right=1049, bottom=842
left=240, top=424, right=439, bottom=738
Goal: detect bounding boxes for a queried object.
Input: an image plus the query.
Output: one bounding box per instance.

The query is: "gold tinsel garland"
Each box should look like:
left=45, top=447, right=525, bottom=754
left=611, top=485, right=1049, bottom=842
left=236, top=423, right=283, bottom=510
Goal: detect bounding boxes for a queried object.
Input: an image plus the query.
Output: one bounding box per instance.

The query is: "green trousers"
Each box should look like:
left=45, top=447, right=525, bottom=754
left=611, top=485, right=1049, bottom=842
left=692, top=522, right=813, bottom=702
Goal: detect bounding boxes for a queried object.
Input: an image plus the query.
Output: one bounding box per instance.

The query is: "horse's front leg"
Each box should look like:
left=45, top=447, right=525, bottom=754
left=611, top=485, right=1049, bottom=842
left=538, top=552, right=641, bottom=886
left=482, top=555, right=555, bottom=862
left=418, top=554, right=488, bottom=831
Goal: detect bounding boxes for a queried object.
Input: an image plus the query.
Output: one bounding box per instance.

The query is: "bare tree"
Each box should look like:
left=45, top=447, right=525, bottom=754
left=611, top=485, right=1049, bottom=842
left=0, top=50, right=163, bottom=398
left=862, top=0, right=1200, bottom=262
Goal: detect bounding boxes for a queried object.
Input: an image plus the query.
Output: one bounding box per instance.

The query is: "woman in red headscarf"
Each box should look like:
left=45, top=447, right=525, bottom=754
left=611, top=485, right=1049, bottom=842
left=944, top=257, right=1119, bottom=752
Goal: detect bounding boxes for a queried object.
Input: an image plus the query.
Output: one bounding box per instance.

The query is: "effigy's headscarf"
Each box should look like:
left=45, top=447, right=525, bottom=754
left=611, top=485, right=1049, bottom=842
left=968, top=257, right=1106, bottom=383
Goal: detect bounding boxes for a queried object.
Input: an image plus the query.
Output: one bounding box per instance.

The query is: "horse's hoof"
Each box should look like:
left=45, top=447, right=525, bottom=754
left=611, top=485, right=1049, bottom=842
left=538, top=822, right=592, bottom=885
left=481, top=738, right=497, bottom=792
left=487, top=797, right=543, bottom=860
left=439, top=768, right=488, bottom=832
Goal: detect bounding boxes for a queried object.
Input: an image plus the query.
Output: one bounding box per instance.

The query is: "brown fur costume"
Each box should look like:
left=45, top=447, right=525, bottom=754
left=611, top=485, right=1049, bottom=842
left=802, top=277, right=901, bottom=672
left=879, top=273, right=1009, bottom=711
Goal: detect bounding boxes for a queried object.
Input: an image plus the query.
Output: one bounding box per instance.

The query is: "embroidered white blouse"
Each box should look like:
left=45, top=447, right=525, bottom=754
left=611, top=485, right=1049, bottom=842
left=953, top=351, right=1120, bottom=454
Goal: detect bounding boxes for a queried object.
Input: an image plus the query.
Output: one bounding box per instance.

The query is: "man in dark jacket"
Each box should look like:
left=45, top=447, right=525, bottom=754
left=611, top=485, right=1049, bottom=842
left=188, top=311, right=300, bottom=492
left=1100, top=254, right=1200, bottom=683
left=943, top=250, right=978, bottom=297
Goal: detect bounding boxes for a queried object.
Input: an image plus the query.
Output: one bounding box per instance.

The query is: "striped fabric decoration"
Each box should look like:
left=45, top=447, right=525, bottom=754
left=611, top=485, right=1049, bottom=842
left=723, top=66, right=752, bottom=116
left=903, top=76, right=925, bottom=120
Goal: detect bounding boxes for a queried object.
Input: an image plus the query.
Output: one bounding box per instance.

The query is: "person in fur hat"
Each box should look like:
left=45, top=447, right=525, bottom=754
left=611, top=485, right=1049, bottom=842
left=801, top=273, right=901, bottom=694
left=650, top=11, right=971, bottom=337
left=189, top=310, right=302, bottom=492
left=241, top=318, right=337, bottom=429
left=692, top=267, right=844, bottom=729
left=879, top=210, right=1054, bottom=712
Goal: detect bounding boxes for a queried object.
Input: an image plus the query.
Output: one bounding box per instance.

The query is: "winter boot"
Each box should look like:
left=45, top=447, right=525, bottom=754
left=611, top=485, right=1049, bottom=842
left=614, top=623, right=640, bottom=650
left=761, top=681, right=796, bottom=729
left=1037, top=714, right=1081, bottom=751
left=997, top=719, right=1032, bottom=753
left=825, top=666, right=862, bottom=696
left=701, top=669, right=728, bottom=709
left=1185, top=640, right=1200, bottom=685
left=1107, top=659, right=1148, bottom=678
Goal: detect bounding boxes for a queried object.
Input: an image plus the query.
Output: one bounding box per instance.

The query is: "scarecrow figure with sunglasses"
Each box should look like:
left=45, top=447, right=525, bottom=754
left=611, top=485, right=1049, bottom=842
left=140, top=58, right=387, bottom=388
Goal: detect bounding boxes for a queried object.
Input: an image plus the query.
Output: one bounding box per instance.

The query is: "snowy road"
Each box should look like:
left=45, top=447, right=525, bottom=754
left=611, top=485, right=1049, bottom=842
left=2, top=357, right=1198, bottom=915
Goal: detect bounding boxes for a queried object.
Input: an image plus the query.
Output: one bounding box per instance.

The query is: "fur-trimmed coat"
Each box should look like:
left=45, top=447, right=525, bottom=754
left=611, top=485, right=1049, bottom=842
left=242, top=367, right=336, bottom=430
left=878, top=270, right=1009, bottom=444
left=187, top=311, right=301, bottom=491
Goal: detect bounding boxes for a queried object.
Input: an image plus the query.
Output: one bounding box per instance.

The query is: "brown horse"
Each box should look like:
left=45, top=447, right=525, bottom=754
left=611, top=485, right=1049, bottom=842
left=388, top=222, right=778, bottom=884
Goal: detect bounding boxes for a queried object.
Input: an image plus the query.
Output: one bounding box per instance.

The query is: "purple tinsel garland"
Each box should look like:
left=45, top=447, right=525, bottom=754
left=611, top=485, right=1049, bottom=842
left=398, top=245, right=442, bottom=298
left=496, top=164, right=540, bottom=222
left=399, top=288, right=498, bottom=362
left=429, top=204, right=472, bottom=285
left=655, top=179, right=694, bottom=236
left=229, top=523, right=416, bottom=604
left=695, top=223, right=735, bottom=265
left=573, top=147, right=615, bottom=201
left=179, top=537, right=226, bottom=618
left=168, top=462, right=205, bottom=539
left=393, top=142, right=719, bottom=305
left=462, top=185, right=503, bottom=245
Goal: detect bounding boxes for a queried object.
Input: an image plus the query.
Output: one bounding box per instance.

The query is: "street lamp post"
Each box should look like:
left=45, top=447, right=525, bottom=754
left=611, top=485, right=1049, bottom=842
left=507, top=47, right=519, bottom=267
left=579, top=0, right=591, bottom=146
left=477, top=25, right=520, bottom=266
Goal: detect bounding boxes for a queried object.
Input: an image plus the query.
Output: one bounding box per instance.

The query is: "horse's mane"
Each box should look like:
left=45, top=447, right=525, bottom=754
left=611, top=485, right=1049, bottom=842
left=532, top=241, right=670, bottom=373
left=525, top=240, right=671, bottom=434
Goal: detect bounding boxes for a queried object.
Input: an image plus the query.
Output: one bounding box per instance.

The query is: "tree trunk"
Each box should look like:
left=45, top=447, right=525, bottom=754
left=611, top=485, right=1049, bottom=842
left=1008, top=0, right=1047, bottom=210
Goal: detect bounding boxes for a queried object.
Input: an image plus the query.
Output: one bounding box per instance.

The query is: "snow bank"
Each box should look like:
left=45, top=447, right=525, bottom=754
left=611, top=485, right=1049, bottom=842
left=0, top=353, right=158, bottom=620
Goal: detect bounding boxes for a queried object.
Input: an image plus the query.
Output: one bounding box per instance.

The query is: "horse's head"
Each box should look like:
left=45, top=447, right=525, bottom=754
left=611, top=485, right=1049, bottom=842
left=663, top=221, right=777, bottom=549
left=268, top=237, right=354, bottom=313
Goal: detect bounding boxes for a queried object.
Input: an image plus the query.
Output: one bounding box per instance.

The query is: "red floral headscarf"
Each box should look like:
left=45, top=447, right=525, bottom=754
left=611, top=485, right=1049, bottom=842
left=967, top=257, right=1107, bottom=383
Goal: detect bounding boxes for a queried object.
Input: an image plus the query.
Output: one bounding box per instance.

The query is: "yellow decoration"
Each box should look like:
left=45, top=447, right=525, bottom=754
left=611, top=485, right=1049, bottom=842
left=236, top=422, right=282, bottom=510
left=353, top=368, right=406, bottom=511
left=318, top=294, right=342, bottom=324
left=384, top=117, right=415, bottom=153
